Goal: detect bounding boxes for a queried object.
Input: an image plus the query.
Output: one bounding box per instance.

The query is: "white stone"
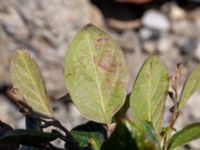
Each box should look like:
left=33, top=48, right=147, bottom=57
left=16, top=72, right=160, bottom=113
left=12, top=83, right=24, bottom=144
left=143, top=41, right=157, bottom=53
left=170, top=4, right=186, bottom=20
left=139, top=28, right=153, bottom=40
left=142, top=10, right=170, bottom=32
left=157, top=35, right=173, bottom=54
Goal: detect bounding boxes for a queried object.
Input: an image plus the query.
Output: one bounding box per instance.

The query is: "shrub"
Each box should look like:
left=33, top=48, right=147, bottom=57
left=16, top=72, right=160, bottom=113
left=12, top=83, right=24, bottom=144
left=1, top=24, right=200, bottom=150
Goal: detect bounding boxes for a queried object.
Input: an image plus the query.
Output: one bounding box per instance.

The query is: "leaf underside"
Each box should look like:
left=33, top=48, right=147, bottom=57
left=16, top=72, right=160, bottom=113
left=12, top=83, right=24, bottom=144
left=179, top=65, right=200, bottom=109
left=130, top=55, right=169, bottom=134
left=10, top=50, right=52, bottom=117
left=64, top=24, right=129, bottom=125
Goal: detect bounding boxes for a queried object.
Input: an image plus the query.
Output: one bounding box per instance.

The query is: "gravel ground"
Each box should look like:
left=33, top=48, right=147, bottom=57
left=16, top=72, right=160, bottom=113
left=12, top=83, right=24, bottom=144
left=0, top=0, right=200, bottom=149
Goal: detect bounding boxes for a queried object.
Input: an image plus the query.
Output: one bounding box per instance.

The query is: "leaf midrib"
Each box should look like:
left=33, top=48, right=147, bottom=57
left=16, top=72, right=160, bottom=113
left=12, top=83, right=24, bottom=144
left=147, top=62, right=152, bottom=121
left=148, top=61, right=165, bottom=126
left=86, top=33, right=109, bottom=125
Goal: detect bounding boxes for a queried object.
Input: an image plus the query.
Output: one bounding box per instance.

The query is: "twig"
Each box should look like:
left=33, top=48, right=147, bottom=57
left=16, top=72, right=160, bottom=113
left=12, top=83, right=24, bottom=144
left=163, top=63, right=183, bottom=150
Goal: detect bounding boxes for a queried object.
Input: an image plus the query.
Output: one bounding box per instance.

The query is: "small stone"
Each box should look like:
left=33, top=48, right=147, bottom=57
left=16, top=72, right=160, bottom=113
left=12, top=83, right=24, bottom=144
left=170, top=4, right=186, bottom=20
left=172, top=19, right=197, bottom=37
left=139, top=28, right=153, bottom=40
left=180, top=38, right=197, bottom=56
left=139, top=28, right=160, bottom=54
left=157, top=34, right=174, bottom=54
left=139, top=28, right=160, bottom=41
left=118, top=30, right=141, bottom=53
left=142, top=10, right=170, bottom=32
left=142, top=41, right=157, bottom=54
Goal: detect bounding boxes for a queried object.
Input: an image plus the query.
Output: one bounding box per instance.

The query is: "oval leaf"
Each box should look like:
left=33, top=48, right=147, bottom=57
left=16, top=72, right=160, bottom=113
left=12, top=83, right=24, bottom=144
left=0, top=129, right=61, bottom=145
left=10, top=50, right=52, bottom=117
left=179, top=65, right=200, bottom=109
left=64, top=24, right=129, bottom=125
left=168, top=123, right=200, bottom=150
left=130, top=55, right=169, bottom=134
left=0, top=121, right=19, bottom=150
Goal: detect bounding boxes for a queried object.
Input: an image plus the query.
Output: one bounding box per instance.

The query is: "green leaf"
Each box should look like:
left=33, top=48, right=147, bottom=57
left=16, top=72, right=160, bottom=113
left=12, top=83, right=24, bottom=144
left=168, top=123, right=200, bottom=150
left=89, top=138, right=100, bottom=150
left=64, top=24, right=129, bottom=125
left=70, top=121, right=106, bottom=150
left=10, top=50, right=52, bottom=117
left=143, top=122, right=161, bottom=150
left=101, top=119, right=144, bottom=150
left=179, top=65, right=200, bottom=109
left=0, top=121, right=19, bottom=150
left=130, top=55, right=169, bottom=134
left=0, top=129, right=61, bottom=145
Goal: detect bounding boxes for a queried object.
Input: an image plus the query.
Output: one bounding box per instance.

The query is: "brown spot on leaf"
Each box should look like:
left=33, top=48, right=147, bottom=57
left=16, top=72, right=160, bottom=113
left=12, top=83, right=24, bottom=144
left=96, top=51, right=122, bottom=73
left=95, top=37, right=111, bottom=50
left=96, top=37, right=110, bottom=43
left=105, top=78, right=113, bottom=88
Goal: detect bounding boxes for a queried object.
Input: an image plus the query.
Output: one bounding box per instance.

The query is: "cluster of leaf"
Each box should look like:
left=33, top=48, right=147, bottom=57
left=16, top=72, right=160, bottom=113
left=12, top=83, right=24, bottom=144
left=1, top=24, right=200, bottom=150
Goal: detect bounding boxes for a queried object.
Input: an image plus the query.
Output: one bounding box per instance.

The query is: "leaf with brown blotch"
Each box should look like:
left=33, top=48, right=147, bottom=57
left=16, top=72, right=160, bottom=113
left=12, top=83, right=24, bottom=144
left=64, top=24, right=129, bottom=127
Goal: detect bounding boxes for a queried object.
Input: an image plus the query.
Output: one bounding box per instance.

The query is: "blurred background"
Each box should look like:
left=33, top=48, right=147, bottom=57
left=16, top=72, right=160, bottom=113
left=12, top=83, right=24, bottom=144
left=0, top=0, right=200, bottom=149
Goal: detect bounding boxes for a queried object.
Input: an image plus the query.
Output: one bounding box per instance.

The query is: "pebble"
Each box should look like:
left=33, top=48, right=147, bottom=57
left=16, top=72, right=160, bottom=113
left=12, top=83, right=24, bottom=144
left=157, top=34, right=174, bottom=54
left=139, top=28, right=160, bottom=54
left=180, top=38, right=197, bottom=56
left=142, top=10, right=170, bottom=32
left=171, top=19, right=197, bottom=37
left=170, top=4, right=186, bottom=20
left=139, top=28, right=153, bottom=40
left=142, top=41, right=157, bottom=54
left=118, top=30, right=141, bottom=53
left=161, top=3, right=186, bottom=20
left=139, top=28, right=160, bottom=41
